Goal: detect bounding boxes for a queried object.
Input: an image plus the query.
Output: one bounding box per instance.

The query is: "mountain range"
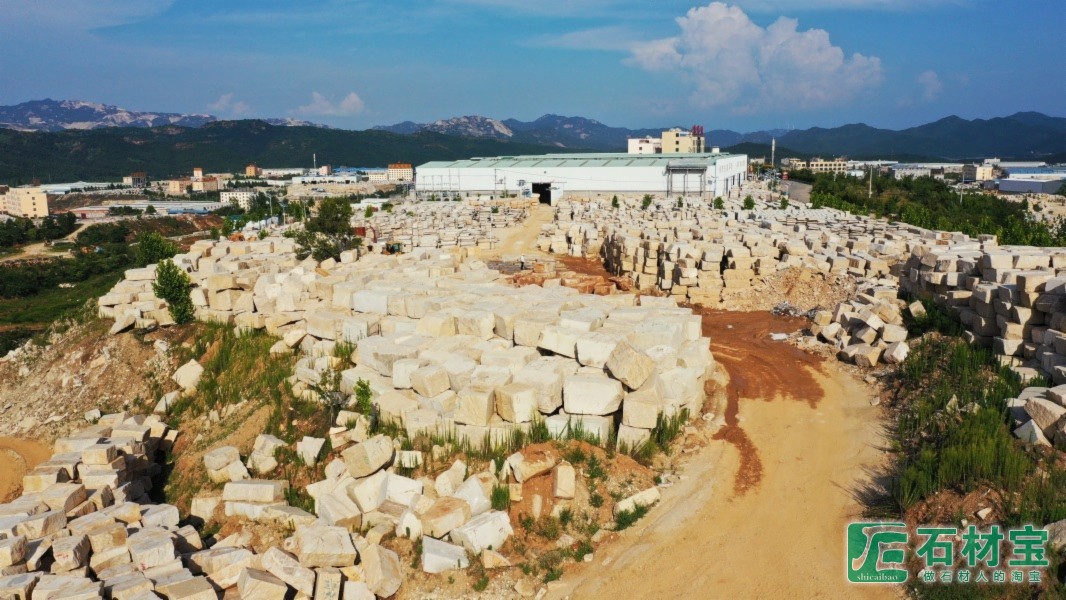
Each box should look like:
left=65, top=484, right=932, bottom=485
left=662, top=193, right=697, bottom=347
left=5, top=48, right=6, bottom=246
left=0, top=99, right=322, bottom=133
left=0, top=120, right=567, bottom=184
left=373, top=114, right=788, bottom=151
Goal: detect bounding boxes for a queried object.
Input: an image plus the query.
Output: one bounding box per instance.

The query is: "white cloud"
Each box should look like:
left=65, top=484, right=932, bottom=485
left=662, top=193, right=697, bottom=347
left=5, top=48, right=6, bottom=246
left=295, top=92, right=366, bottom=116
left=208, top=93, right=251, bottom=117
left=917, top=70, right=942, bottom=101
left=628, top=2, right=882, bottom=113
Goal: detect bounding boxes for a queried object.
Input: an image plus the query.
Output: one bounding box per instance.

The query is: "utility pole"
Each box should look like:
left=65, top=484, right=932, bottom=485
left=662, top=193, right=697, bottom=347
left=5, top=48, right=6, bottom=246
left=868, top=165, right=873, bottom=199
left=771, top=138, right=776, bottom=172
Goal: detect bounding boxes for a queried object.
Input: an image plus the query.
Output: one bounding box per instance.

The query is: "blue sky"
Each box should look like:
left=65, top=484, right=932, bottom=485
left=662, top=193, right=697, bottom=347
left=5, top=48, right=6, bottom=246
left=0, top=0, right=1062, bottom=132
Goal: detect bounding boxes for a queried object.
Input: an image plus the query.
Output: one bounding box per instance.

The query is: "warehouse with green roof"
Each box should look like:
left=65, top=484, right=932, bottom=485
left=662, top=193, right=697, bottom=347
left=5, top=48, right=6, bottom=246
left=414, top=151, right=748, bottom=204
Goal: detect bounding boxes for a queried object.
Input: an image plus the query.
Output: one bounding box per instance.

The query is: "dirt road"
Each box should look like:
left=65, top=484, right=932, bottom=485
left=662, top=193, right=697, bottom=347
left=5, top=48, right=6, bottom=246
left=0, top=437, right=51, bottom=502
left=551, top=310, right=899, bottom=600
left=482, top=203, right=554, bottom=259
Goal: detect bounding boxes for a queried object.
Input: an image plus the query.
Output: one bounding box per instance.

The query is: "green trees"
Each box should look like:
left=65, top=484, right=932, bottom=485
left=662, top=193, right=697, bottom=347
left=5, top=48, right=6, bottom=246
left=295, top=197, right=360, bottom=261
left=363, top=206, right=374, bottom=219
left=742, top=195, right=755, bottom=210
left=153, top=259, right=194, bottom=324
left=676, top=197, right=684, bottom=208
left=134, top=232, right=178, bottom=267
left=611, top=196, right=619, bottom=209
left=779, top=197, right=789, bottom=210
left=145, top=205, right=157, bottom=215
left=641, top=194, right=653, bottom=210
left=713, top=197, right=724, bottom=210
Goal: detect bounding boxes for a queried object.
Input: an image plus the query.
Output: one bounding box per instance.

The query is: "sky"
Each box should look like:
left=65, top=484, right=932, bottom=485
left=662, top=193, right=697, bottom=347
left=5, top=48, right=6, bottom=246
left=0, top=0, right=1062, bottom=132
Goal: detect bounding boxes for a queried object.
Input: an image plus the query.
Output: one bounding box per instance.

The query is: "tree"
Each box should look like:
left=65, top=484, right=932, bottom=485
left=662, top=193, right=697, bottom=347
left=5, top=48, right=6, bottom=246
left=743, top=195, right=755, bottom=210
left=713, top=197, right=724, bottom=210
left=676, top=197, right=684, bottom=209
left=153, top=259, right=195, bottom=325
left=611, top=195, right=620, bottom=209
left=779, top=197, right=789, bottom=210
left=641, top=194, right=653, bottom=210
left=364, top=206, right=374, bottom=219
left=134, top=232, right=178, bottom=267
left=145, top=205, right=157, bottom=215
left=1057, top=183, right=1066, bottom=197
left=296, top=197, right=360, bottom=261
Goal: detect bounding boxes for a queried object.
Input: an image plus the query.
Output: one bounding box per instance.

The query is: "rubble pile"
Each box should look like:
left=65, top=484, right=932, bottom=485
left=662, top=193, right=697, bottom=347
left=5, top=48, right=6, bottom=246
left=808, top=281, right=914, bottom=366
left=1008, top=385, right=1066, bottom=449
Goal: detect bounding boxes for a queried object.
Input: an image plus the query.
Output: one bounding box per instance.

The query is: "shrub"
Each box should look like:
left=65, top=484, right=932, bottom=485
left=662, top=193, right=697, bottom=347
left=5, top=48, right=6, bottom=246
left=490, top=484, right=510, bottom=511
left=611, top=196, right=619, bottom=209
left=641, top=195, right=653, bottom=210
left=135, top=232, right=178, bottom=267
left=152, top=259, right=194, bottom=324
left=742, top=195, right=755, bottom=210
left=713, top=197, right=724, bottom=209
left=614, top=503, right=650, bottom=530
left=779, top=197, right=789, bottom=209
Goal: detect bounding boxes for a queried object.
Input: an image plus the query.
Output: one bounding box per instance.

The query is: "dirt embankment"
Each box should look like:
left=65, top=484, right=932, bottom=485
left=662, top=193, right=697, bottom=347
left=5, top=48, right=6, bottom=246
left=0, top=437, right=52, bottom=502
left=552, top=309, right=897, bottom=600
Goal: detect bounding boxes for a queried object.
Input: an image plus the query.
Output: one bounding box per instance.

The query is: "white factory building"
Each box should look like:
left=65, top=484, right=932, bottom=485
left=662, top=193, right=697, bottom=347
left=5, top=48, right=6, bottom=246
left=415, top=151, right=748, bottom=204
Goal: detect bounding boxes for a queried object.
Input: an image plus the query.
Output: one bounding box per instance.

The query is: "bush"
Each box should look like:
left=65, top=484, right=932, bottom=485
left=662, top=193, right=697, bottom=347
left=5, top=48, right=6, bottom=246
left=779, top=197, right=789, bottom=209
left=135, top=232, right=178, bottom=267
left=611, top=195, right=619, bottom=209
left=152, top=259, right=194, bottom=324
left=614, top=503, right=650, bottom=530
left=713, top=197, right=724, bottom=210
left=490, top=484, right=511, bottom=511
left=641, top=195, right=653, bottom=210
left=742, top=195, right=755, bottom=210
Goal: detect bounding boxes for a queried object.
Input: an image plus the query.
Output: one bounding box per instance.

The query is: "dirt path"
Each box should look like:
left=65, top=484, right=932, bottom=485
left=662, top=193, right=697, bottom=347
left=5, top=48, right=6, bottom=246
left=481, top=203, right=554, bottom=259
left=550, top=310, right=899, bottom=600
left=0, top=437, right=52, bottom=501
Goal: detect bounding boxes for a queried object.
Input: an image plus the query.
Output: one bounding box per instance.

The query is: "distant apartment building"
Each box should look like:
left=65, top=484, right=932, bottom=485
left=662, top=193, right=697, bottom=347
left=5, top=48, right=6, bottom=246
left=367, top=171, right=389, bottom=184
left=962, top=164, right=995, bottom=182
left=661, top=128, right=705, bottom=154
left=167, top=166, right=221, bottom=195
left=627, top=127, right=706, bottom=155
left=245, top=164, right=262, bottom=177
left=221, top=190, right=256, bottom=210
left=260, top=167, right=307, bottom=177
left=807, top=157, right=848, bottom=174
left=1, top=187, right=51, bottom=218
left=122, top=171, right=148, bottom=188
left=387, top=163, right=413, bottom=182
left=628, top=137, right=663, bottom=155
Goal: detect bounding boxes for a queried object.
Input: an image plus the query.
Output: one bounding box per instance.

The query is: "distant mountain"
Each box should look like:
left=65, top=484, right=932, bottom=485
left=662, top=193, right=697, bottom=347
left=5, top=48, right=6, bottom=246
left=777, top=112, right=1066, bottom=159
left=0, top=119, right=573, bottom=184
left=376, top=114, right=796, bottom=151
left=0, top=99, right=326, bottom=133
left=377, top=112, right=1066, bottom=159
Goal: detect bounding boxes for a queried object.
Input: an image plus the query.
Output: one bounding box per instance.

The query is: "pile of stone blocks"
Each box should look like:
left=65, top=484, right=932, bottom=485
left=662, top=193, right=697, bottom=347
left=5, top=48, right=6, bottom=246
left=807, top=282, right=914, bottom=366
left=102, top=241, right=716, bottom=455
left=1008, top=385, right=1066, bottom=449
left=542, top=198, right=909, bottom=304
left=0, top=415, right=417, bottom=598
left=354, top=201, right=531, bottom=251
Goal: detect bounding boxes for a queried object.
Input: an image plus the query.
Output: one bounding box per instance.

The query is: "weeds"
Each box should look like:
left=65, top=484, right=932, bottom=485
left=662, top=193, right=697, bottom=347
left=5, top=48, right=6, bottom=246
left=490, top=484, right=511, bottom=511
left=614, top=503, right=650, bottom=530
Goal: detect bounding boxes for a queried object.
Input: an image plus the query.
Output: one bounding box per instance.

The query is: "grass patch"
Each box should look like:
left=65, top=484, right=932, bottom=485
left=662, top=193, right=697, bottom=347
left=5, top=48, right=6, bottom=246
left=614, top=503, right=650, bottom=530
left=0, top=270, right=122, bottom=325
left=490, top=484, right=510, bottom=511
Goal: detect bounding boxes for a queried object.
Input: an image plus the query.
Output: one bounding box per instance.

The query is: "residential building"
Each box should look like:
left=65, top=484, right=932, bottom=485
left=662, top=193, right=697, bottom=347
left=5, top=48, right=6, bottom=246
left=387, top=163, right=414, bottom=182
left=221, top=190, right=256, bottom=210
left=122, top=172, right=148, bottom=188
left=806, top=157, right=849, bottom=174
left=2, top=187, right=51, bottom=218
left=661, top=128, right=705, bottom=154
left=627, top=127, right=705, bottom=155
left=367, top=171, right=389, bottom=183
left=245, top=164, right=262, bottom=177
left=962, top=164, right=994, bottom=182
left=628, top=137, right=663, bottom=155
left=780, top=158, right=807, bottom=170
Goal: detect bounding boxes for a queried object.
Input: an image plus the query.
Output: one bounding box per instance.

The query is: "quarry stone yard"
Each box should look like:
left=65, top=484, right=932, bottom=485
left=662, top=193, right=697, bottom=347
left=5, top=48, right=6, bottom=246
left=0, top=187, right=1064, bottom=598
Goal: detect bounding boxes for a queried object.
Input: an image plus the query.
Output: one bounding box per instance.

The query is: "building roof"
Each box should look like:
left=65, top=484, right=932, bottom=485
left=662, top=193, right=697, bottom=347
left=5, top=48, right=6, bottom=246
left=418, top=152, right=739, bottom=170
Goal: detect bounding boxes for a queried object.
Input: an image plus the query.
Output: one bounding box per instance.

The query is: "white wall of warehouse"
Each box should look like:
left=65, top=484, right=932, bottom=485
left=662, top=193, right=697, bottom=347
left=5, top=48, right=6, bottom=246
left=416, top=154, right=747, bottom=199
